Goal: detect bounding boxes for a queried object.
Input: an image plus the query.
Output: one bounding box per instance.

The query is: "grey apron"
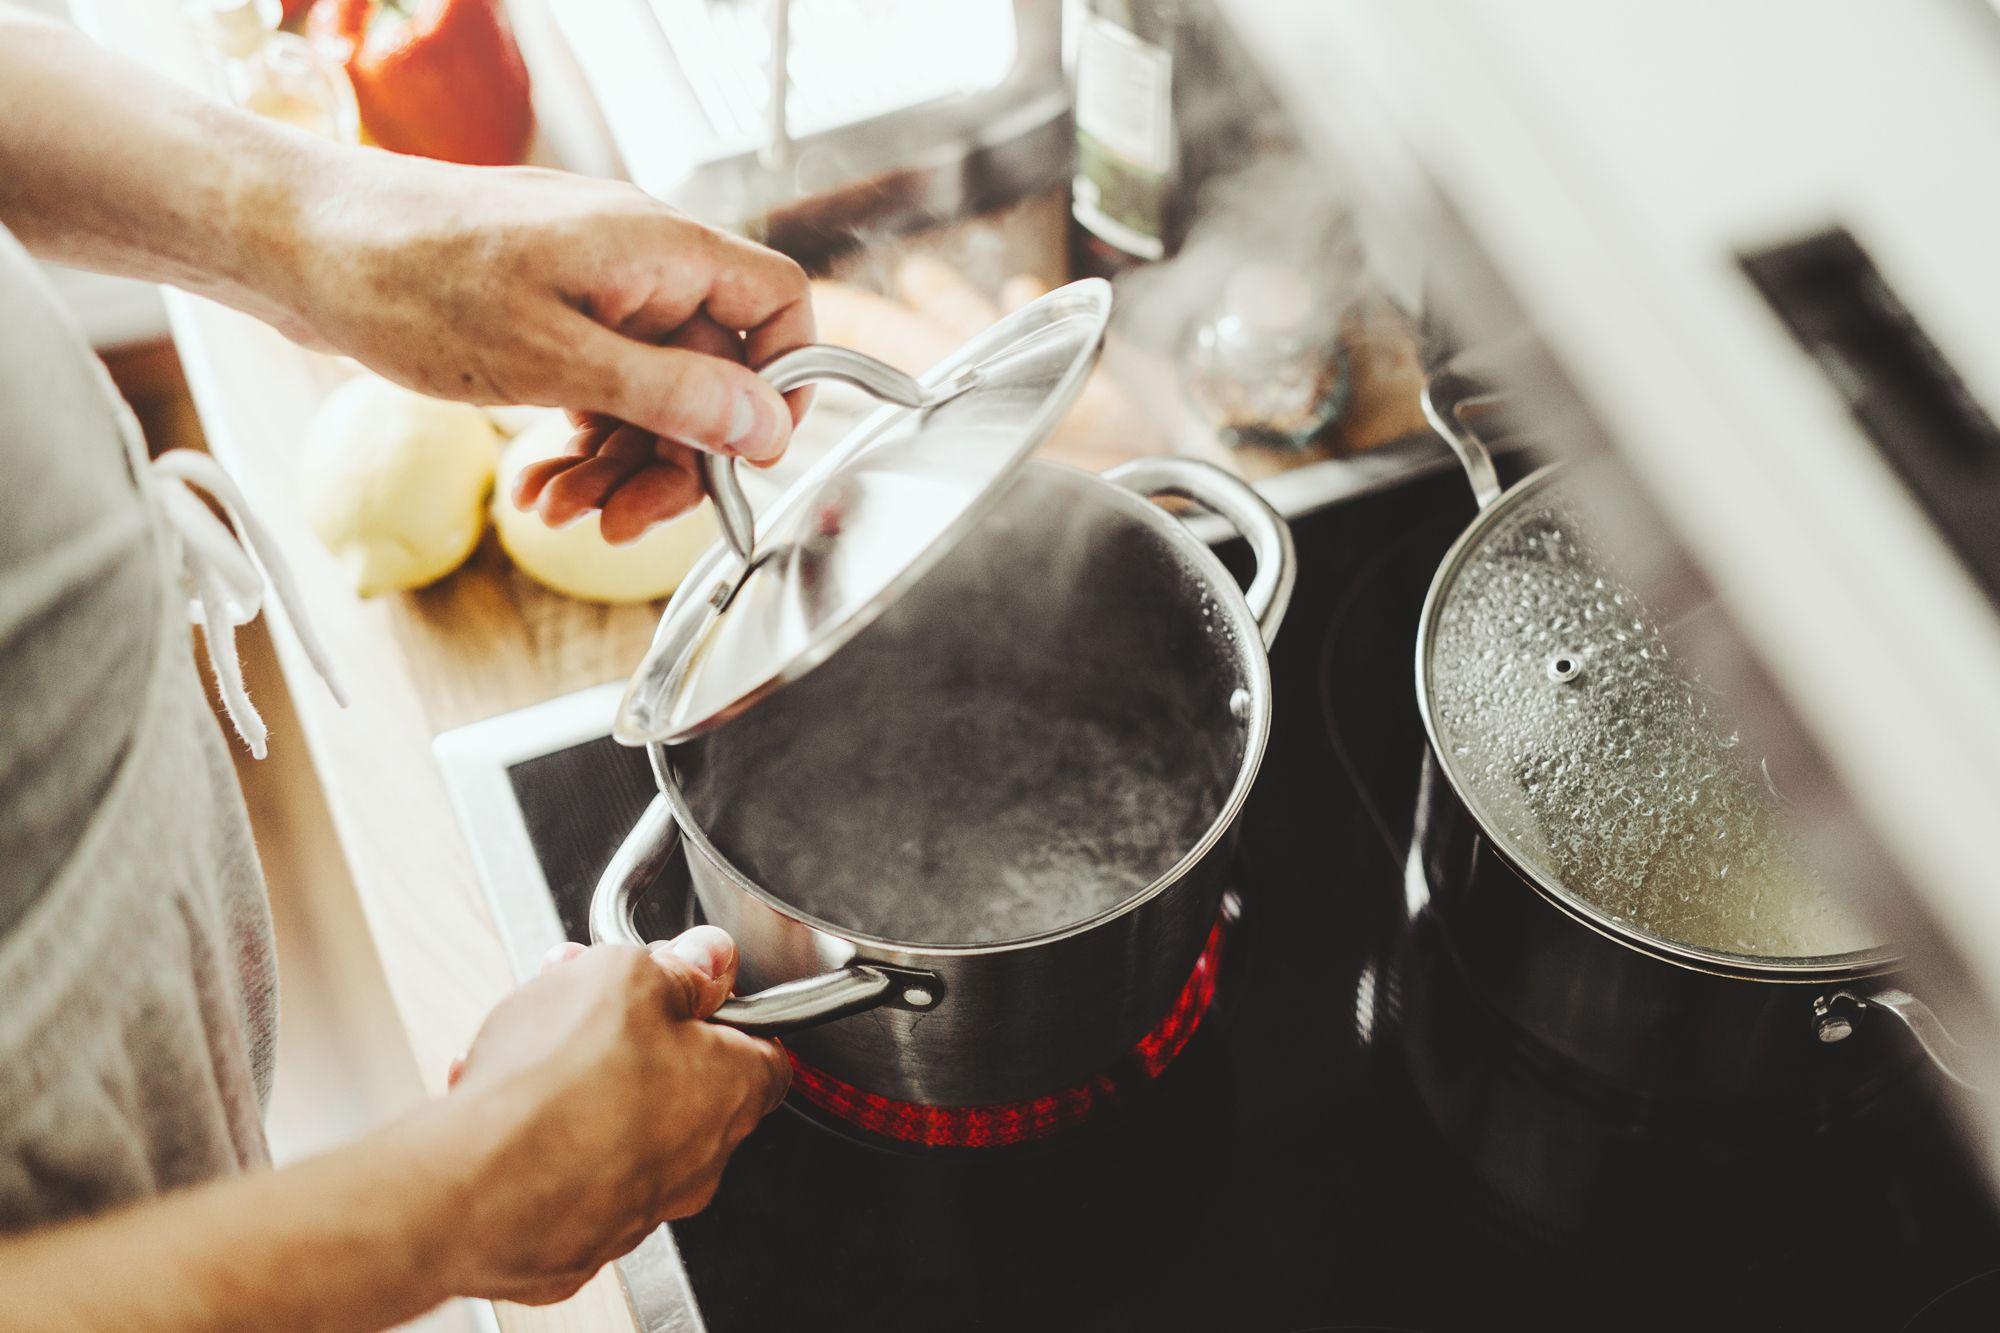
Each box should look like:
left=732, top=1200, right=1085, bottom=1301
left=0, top=232, right=312, bottom=1230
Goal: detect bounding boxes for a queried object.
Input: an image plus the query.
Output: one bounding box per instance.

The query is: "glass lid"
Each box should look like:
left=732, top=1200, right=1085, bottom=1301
left=1419, top=467, right=1881, bottom=966
left=615, top=279, right=1112, bottom=747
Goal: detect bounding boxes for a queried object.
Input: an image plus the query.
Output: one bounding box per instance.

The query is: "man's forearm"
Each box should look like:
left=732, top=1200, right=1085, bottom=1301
left=0, top=5, right=322, bottom=324
left=0, top=1098, right=478, bottom=1333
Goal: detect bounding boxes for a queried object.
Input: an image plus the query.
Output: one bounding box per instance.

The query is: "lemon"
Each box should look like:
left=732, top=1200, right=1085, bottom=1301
left=492, top=412, right=717, bottom=604
left=300, top=375, right=500, bottom=597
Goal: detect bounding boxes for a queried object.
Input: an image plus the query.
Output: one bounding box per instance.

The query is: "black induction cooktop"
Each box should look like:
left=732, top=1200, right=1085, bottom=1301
left=476, top=464, right=2000, bottom=1333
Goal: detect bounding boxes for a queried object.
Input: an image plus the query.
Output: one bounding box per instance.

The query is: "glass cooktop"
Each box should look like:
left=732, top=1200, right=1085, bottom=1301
left=438, top=463, right=2000, bottom=1332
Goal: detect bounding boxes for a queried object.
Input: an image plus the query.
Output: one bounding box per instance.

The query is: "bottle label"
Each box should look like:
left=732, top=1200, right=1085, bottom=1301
left=1072, top=15, right=1172, bottom=261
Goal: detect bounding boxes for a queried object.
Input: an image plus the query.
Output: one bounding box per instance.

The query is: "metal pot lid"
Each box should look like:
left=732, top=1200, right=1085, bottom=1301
left=1418, top=467, right=1881, bottom=966
left=614, top=278, right=1112, bottom=747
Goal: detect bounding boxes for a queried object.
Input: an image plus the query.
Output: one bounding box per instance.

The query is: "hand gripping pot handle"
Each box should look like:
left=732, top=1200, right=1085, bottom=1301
left=1103, top=456, right=1297, bottom=647
left=698, top=345, right=941, bottom=561
left=589, top=794, right=923, bottom=1036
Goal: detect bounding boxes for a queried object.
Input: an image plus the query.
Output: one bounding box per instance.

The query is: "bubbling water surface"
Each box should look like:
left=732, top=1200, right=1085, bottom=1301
left=676, top=466, right=1247, bottom=947
left=698, top=688, right=1226, bottom=944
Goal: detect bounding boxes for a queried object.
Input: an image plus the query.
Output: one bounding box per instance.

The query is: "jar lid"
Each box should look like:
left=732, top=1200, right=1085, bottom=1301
left=1418, top=467, right=1879, bottom=965
left=614, top=279, right=1112, bottom=746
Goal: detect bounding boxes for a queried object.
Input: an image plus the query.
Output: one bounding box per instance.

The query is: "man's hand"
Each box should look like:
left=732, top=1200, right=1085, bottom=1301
left=0, top=925, right=788, bottom=1332
left=285, top=154, right=815, bottom=544
left=437, top=928, right=790, bottom=1306
left=0, top=8, right=815, bottom=548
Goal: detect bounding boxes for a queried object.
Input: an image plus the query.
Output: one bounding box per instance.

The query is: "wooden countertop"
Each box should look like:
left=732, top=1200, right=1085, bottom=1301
left=71, top=6, right=1429, bottom=1330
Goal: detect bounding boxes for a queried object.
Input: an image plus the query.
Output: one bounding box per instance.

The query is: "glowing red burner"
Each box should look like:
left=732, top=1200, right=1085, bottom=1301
left=785, top=918, right=1227, bottom=1149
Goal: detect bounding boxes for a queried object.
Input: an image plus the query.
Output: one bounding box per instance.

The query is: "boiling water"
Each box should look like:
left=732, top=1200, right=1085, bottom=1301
left=677, top=465, right=1246, bottom=947
left=694, top=688, right=1230, bottom=945
left=1427, top=495, right=1877, bottom=960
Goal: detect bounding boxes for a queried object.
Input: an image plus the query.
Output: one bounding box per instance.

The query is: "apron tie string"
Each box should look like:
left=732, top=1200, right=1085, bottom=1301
left=150, top=449, right=347, bottom=759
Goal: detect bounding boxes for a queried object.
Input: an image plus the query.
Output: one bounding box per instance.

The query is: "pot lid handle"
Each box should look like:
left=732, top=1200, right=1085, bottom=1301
left=615, top=277, right=1114, bottom=748
left=699, top=345, right=980, bottom=560
left=614, top=348, right=987, bottom=746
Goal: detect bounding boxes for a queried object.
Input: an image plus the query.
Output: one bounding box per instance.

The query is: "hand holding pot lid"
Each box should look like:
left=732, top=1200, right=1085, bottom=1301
left=616, top=279, right=1117, bottom=747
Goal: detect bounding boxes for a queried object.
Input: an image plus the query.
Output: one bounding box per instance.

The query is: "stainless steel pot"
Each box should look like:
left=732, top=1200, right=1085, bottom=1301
left=592, top=453, right=1294, bottom=1106
left=1411, top=365, right=1980, bottom=1099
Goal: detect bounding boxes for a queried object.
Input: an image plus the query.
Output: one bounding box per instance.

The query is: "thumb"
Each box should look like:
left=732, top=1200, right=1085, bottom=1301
left=648, top=926, right=740, bottom=1021
left=581, top=324, right=792, bottom=464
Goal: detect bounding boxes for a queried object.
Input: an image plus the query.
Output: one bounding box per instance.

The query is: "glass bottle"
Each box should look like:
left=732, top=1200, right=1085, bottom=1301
left=1065, top=0, right=1268, bottom=277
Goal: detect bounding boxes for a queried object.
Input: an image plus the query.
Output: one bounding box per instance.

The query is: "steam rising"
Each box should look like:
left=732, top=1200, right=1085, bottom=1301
left=678, top=468, right=1246, bottom=946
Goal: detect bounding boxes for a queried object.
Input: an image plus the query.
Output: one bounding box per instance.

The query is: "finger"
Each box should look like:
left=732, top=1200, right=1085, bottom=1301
left=655, top=311, right=818, bottom=434
left=536, top=453, right=651, bottom=529
left=577, top=319, right=792, bottom=464
left=596, top=421, right=658, bottom=462
left=669, top=310, right=819, bottom=429
left=647, top=925, right=739, bottom=1019
left=708, top=1025, right=792, bottom=1120
left=697, top=237, right=815, bottom=428
left=510, top=419, right=615, bottom=511
left=665, top=310, right=747, bottom=362
left=540, top=941, right=587, bottom=973
left=512, top=453, right=586, bottom=511
left=745, top=1035, right=793, bottom=1116
left=749, top=334, right=815, bottom=429
left=599, top=461, right=703, bottom=545
left=746, top=309, right=816, bottom=430
left=565, top=419, right=618, bottom=456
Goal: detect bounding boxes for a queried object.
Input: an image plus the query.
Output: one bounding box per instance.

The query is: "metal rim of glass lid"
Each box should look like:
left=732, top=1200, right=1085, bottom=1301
left=616, top=278, right=1113, bottom=747
left=1415, top=466, right=1890, bottom=973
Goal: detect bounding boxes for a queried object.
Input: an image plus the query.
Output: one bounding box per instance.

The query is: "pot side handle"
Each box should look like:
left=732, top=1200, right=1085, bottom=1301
left=1817, top=987, right=1989, bottom=1093
left=1421, top=362, right=1506, bottom=511
left=1104, top=456, right=1298, bottom=648
left=588, top=794, right=906, bottom=1036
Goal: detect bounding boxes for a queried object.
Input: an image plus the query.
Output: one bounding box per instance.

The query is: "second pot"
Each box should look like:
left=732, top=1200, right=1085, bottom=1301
left=1410, top=364, right=1979, bottom=1102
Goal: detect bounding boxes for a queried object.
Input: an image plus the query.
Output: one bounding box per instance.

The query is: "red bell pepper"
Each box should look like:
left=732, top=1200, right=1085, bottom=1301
left=310, top=0, right=534, bottom=167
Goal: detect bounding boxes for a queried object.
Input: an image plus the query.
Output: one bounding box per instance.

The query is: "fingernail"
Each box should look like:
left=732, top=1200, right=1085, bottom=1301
left=724, top=391, right=774, bottom=457
left=668, top=927, right=734, bottom=980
